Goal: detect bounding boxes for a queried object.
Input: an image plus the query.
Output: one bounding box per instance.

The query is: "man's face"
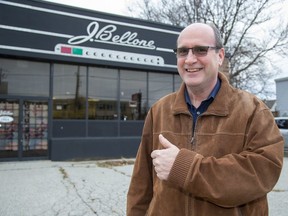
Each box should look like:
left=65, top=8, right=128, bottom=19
left=176, top=24, right=225, bottom=90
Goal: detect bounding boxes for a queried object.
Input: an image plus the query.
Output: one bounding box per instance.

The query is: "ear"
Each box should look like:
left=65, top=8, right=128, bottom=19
left=218, top=48, right=225, bottom=66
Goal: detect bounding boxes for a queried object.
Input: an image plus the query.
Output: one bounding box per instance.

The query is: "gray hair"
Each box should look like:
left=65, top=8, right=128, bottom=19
left=206, top=22, right=224, bottom=48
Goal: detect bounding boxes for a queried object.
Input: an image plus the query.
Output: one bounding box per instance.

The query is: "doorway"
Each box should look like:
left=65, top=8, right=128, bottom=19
left=0, top=99, right=48, bottom=160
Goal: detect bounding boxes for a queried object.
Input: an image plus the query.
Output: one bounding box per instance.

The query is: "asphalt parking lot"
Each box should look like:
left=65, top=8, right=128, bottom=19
left=0, top=157, right=287, bottom=216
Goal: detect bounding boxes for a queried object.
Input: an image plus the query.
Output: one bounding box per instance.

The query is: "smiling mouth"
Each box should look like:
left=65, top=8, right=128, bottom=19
left=186, top=68, right=203, bottom=72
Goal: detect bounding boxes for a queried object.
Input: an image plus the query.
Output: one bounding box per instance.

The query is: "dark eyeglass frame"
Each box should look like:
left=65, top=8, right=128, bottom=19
left=173, top=46, right=221, bottom=57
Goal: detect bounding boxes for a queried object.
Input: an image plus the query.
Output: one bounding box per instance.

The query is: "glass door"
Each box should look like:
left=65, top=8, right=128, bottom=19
left=0, top=99, right=48, bottom=159
left=21, top=100, right=48, bottom=158
left=0, top=99, right=19, bottom=158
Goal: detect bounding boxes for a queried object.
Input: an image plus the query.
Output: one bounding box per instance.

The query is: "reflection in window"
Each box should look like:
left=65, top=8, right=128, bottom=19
left=53, top=64, right=86, bottom=119
left=88, top=67, right=118, bottom=120
left=120, top=70, right=147, bottom=120
left=0, top=58, right=49, bottom=96
left=148, top=73, right=173, bottom=107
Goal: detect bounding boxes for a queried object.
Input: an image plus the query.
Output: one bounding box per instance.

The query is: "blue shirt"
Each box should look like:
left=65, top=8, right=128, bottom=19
left=185, top=78, right=221, bottom=128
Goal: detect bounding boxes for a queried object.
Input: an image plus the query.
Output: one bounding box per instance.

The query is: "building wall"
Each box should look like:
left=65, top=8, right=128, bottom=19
left=275, top=77, right=288, bottom=116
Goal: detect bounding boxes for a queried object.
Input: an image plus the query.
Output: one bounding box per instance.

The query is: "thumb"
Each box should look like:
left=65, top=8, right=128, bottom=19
left=159, top=134, right=174, bottom=149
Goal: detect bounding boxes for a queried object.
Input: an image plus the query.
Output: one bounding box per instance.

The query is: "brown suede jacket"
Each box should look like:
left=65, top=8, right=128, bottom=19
left=127, top=72, right=284, bottom=216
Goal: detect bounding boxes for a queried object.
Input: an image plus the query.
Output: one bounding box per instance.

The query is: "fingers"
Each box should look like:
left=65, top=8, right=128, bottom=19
left=152, top=157, right=166, bottom=180
left=151, top=148, right=161, bottom=158
left=151, top=134, right=180, bottom=181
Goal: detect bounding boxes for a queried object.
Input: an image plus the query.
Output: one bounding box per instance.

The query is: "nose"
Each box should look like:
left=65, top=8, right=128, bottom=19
left=185, top=49, right=197, bottom=63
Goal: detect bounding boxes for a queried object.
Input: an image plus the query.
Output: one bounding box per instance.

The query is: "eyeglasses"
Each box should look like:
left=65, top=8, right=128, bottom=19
left=173, top=46, right=220, bottom=57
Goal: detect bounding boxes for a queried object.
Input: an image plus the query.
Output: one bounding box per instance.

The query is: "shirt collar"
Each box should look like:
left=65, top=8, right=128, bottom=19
left=185, top=78, right=221, bottom=106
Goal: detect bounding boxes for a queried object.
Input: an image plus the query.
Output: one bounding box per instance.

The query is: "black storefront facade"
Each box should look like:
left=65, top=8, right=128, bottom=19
left=0, top=0, right=182, bottom=161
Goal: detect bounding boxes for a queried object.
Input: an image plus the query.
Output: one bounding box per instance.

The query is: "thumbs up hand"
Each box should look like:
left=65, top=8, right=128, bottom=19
left=151, top=134, right=180, bottom=180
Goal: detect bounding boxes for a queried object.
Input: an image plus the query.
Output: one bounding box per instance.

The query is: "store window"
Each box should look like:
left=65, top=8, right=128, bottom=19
left=53, top=64, right=86, bottom=119
left=148, top=73, right=173, bottom=107
left=120, top=70, right=147, bottom=120
left=88, top=67, right=118, bottom=120
left=174, top=74, right=182, bottom=91
left=0, top=58, right=49, bottom=96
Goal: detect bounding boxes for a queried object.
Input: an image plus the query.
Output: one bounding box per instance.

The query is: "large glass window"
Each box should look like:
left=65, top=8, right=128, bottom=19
left=88, top=67, right=118, bottom=120
left=0, top=58, right=49, bottom=96
left=148, top=73, right=173, bottom=107
left=120, top=70, right=147, bottom=120
left=174, top=74, right=182, bottom=91
left=53, top=64, right=86, bottom=119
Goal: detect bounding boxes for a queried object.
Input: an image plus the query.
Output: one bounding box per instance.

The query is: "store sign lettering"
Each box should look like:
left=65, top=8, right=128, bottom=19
left=0, top=110, right=13, bottom=116
left=68, top=22, right=156, bottom=49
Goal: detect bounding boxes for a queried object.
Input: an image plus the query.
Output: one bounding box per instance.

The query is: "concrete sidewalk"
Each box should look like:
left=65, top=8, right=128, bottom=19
left=0, top=158, right=287, bottom=216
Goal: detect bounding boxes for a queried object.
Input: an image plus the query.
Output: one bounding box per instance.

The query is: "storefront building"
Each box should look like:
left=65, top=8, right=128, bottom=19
left=275, top=77, right=288, bottom=117
left=0, top=0, right=182, bottom=160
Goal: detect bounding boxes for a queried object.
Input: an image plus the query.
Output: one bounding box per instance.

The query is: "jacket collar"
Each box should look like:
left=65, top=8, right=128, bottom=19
left=173, top=72, right=230, bottom=117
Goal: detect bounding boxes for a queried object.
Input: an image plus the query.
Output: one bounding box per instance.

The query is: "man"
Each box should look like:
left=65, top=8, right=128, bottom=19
left=127, top=23, right=284, bottom=216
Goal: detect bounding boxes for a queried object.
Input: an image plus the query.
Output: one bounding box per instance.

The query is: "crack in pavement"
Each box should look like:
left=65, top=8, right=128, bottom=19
left=58, top=166, right=100, bottom=216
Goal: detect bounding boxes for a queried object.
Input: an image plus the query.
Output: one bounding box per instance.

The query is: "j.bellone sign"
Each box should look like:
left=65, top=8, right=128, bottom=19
left=0, top=0, right=182, bottom=72
left=68, top=21, right=156, bottom=49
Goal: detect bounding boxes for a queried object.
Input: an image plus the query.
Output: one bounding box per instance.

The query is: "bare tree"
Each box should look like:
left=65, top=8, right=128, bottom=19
left=128, top=0, right=288, bottom=99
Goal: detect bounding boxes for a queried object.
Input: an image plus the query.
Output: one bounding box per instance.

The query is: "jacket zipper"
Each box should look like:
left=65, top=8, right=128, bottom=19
left=190, top=136, right=194, bottom=144
left=191, top=116, right=198, bottom=148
